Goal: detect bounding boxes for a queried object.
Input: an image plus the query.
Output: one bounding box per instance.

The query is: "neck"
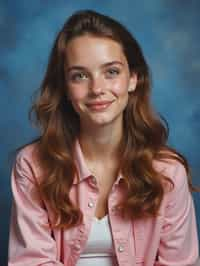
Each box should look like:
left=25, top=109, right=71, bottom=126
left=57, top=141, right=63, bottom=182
left=79, top=122, right=123, bottom=163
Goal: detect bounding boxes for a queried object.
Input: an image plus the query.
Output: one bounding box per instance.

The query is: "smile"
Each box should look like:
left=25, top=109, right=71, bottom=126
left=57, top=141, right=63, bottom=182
left=86, top=101, right=113, bottom=111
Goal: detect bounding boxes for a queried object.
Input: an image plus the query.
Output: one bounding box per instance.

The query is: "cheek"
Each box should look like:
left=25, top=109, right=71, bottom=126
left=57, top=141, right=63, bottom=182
left=110, top=78, right=129, bottom=96
left=67, top=86, right=88, bottom=102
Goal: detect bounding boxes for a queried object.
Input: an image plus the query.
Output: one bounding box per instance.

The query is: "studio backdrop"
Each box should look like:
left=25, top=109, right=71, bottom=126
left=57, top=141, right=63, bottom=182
left=0, top=1, right=199, bottom=265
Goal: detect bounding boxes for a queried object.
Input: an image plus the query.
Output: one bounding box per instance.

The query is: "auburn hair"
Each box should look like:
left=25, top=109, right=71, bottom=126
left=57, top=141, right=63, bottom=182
left=17, top=10, right=198, bottom=229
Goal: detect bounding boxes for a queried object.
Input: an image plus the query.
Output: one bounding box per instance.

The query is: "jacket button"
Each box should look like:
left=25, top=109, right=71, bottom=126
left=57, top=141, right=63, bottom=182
left=118, top=245, right=124, bottom=252
left=88, top=201, right=94, bottom=208
left=74, top=244, right=81, bottom=251
left=91, top=176, right=97, bottom=184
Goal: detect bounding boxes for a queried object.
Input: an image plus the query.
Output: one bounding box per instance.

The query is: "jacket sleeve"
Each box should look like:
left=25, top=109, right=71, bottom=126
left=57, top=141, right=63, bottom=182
left=8, top=150, right=64, bottom=266
left=155, top=162, right=199, bottom=266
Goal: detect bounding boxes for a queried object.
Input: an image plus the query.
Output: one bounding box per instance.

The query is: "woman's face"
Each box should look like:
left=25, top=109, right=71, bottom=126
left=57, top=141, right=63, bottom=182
left=65, top=35, right=137, bottom=129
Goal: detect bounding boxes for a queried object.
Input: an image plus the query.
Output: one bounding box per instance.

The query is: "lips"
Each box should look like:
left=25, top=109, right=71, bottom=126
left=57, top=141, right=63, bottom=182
left=86, top=100, right=113, bottom=111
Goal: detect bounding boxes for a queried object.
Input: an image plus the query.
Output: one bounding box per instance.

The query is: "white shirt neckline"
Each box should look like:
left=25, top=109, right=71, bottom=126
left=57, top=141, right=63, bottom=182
left=93, top=215, right=108, bottom=222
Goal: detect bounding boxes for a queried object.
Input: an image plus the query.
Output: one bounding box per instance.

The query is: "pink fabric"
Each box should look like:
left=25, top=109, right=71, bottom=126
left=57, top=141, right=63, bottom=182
left=8, top=141, right=199, bottom=266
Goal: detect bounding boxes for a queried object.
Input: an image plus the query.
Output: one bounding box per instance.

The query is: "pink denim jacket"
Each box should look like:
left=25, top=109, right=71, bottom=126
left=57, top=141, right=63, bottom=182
left=8, top=141, right=199, bottom=266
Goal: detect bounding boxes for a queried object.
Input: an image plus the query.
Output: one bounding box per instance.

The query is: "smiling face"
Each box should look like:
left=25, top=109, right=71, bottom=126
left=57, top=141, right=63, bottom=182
left=65, top=35, right=137, bottom=130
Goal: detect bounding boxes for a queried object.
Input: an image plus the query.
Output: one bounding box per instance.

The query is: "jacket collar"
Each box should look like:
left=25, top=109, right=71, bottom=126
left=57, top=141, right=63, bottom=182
left=73, top=140, right=92, bottom=184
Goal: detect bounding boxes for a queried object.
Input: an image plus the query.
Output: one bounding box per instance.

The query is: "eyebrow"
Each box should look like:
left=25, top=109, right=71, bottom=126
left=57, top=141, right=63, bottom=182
left=66, top=61, right=124, bottom=72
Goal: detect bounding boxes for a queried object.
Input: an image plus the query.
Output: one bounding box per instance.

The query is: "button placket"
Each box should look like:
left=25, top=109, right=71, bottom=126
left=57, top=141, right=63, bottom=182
left=88, top=201, right=94, bottom=208
left=115, top=240, right=130, bottom=265
left=87, top=196, right=97, bottom=216
left=118, top=245, right=124, bottom=252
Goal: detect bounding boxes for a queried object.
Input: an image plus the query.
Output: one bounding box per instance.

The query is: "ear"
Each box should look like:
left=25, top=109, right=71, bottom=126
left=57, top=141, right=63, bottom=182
left=128, top=72, right=138, bottom=92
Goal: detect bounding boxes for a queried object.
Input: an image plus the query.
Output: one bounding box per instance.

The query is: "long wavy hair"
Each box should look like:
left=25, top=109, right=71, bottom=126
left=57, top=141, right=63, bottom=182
left=18, top=10, right=197, bottom=229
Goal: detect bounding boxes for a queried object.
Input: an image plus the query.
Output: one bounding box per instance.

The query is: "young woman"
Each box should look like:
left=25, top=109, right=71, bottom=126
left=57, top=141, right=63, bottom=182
left=8, top=9, right=199, bottom=266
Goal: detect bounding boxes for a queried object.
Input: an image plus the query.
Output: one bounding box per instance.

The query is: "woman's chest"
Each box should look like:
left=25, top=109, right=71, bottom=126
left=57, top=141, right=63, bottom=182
left=51, top=179, right=164, bottom=265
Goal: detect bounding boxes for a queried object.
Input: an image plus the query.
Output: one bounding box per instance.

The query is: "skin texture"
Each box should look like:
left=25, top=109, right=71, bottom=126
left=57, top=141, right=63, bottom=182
left=65, top=35, right=137, bottom=132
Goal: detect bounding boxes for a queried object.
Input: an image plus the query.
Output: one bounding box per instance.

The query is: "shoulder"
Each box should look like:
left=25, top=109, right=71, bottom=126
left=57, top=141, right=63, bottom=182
left=16, top=142, right=39, bottom=167
left=153, top=157, right=189, bottom=195
left=14, top=142, right=42, bottom=183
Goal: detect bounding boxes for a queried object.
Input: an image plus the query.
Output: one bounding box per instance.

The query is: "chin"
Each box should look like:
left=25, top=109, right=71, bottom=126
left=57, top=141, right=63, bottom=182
left=89, top=114, right=122, bottom=127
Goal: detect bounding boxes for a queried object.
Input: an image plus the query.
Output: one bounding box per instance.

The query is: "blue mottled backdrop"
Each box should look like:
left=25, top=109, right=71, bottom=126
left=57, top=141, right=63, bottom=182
left=0, top=0, right=199, bottom=264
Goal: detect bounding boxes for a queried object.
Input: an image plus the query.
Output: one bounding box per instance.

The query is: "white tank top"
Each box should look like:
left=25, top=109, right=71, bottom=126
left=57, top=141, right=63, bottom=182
left=76, top=215, right=118, bottom=266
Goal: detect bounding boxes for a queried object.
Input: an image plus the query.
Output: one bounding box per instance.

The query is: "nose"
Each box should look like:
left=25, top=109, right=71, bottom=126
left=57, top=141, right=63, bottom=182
left=89, top=76, right=104, bottom=95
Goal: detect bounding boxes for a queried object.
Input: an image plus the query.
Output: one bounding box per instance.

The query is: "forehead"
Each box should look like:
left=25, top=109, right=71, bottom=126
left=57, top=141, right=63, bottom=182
left=64, top=35, right=127, bottom=67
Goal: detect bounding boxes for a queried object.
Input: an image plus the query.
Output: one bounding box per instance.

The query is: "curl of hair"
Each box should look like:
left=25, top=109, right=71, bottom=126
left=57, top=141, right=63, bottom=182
left=23, top=10, right=198, bottom=229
